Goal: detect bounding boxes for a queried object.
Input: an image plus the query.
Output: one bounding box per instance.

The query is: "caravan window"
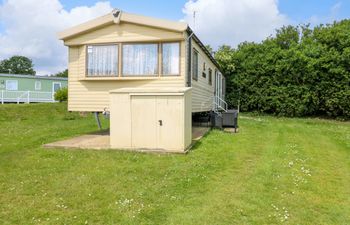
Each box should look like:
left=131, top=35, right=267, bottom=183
left=162, top=43, right=180, bottom=76
left=6, top=80, right=18, bottom=91
left=208, top=68, right=213, bottom=85
left=122, top=44, right=158, bottom=76
left=192, top=49, right=199, bottom=81
left=87, top=45, right=118, bottom=76
left=35, top=81, right=41, bottom=90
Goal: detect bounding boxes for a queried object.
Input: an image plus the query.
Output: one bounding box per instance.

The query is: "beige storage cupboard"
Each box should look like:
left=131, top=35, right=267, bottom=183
left=110, top=88, right=192, bottom=153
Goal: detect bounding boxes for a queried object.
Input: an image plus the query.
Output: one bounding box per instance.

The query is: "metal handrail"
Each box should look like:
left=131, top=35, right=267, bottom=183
left=213, top=95, right=228, bottom=112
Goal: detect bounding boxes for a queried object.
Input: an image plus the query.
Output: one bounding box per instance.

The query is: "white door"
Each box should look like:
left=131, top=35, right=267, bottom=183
left=52, top=82, right=61, bottom=93
left=131, top=96, right=157, bottom=149
left=156, top=96, right=183, bottom=150
left=215, top=72, right=223, bottom=99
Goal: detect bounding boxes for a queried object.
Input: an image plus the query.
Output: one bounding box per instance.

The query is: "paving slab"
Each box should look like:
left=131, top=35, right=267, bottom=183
left=44, top=127, right=210, bottom=152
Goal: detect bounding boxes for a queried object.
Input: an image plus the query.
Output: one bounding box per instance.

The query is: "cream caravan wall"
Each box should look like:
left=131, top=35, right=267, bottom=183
left=66, top=22, right=186, bottom=112
left=190, top=40, right=217, bottom=113
left=64, top=23, right=184, bottom=45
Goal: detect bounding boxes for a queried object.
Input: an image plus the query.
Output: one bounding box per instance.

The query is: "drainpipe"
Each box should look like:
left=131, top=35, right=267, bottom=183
left=186, top=31, right=194, bottom=87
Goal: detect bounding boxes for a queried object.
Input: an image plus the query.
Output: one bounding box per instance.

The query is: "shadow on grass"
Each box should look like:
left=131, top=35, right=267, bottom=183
left=189, top=128, right=214, bottom=153
left=87, top=129, right=110, bottom=135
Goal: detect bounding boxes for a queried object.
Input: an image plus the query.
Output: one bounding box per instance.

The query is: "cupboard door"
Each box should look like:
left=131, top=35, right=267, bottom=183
left=131, top=96, right=157, bottom=149
left=156, top=96, right=183, bottom=150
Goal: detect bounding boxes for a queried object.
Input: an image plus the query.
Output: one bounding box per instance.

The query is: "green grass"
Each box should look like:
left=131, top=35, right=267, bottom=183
left=0, top=103, right=349, bottom=225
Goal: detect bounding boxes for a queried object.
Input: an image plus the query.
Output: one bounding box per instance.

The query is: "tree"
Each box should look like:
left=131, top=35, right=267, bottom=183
left=205, top=45, right=214, bottom=55
left=215, top=20, right=350, bottom=118
left=275, top=25, right=300, bottom=49
left=215, top=45, right=236, bottom=76
left=54, top=69, right=68, bottom=78
left=0, top=56, right=36, bottom=75
left=214, top=45, right=239, bottom=108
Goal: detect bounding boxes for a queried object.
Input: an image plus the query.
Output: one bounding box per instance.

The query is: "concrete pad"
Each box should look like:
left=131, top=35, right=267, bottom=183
left=192, top=126, right=210, bottom=141
left=44, top=132, right=110, bottom=150
left=44, top=127, right=211, bottom=152
left=224, top=127, right=239, bottom=133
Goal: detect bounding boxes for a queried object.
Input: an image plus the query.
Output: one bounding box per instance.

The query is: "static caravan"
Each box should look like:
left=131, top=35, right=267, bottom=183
left=0, top=74, right=67, bottom=104
left=58, top=9, right=229, bottom=153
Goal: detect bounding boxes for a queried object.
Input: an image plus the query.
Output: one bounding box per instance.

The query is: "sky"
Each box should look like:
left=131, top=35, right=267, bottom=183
left=0, top=0, right=349, bottom=75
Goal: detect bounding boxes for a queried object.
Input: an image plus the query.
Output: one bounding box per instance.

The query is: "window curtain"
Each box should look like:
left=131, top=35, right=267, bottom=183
left=162, top=43, right=180, bottom=75
left=122, top=44, right=158, bottom=76
left=87, top=45, right=118, bottom=76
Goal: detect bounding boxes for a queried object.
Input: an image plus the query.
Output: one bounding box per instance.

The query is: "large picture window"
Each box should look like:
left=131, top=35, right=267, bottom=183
left=192, top=49, right=199, bottom=81
left=122, top=44, right=158, bottom=76
left=87, top=45, right=118, bottom=76
left=162, top=43, right=180, bottom=76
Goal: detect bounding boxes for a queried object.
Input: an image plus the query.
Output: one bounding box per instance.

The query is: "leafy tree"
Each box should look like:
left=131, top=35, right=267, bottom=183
left=215, top=45, right=238, bottom=107
left=205, top=45, right=214, bottom=54
left=0, top=56, right=36, bottom=75
left=216, top=20, right=350, bottom=119
left=275, top=25, right=300, bottom=49
left=54, top=69, right=68, bottom=78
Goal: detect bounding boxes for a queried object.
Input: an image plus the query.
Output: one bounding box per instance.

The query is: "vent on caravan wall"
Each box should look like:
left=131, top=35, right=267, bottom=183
left=112, top=9, right=122, bottom=23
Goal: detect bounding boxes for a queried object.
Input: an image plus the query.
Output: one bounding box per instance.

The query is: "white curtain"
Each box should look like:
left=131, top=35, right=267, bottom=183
left=87, top=45, right=118, bottom=76
left=162, top=43, right=180, bottom=75
left=122, top=44, right=158, bottom=76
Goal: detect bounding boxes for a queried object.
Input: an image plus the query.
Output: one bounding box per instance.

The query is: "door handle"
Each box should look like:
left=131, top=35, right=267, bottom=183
left=159, top=120, right=163, bottom=126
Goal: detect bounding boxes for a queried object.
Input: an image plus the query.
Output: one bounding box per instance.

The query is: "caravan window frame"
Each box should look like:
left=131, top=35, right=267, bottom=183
left=84, top=42, right=182, bottom=78
left=192, top=49, right=199, bottom=81
left=35, top=81, right=42, bottom=90
left=121, top=43, right=159, bottom=77
left=208, top=68, right=213, bottom=85
left=161, top=42, right=181, bottom=76
left=5, top=80, right=18, bottom=91
left=86, top=44, right=119, bottom=77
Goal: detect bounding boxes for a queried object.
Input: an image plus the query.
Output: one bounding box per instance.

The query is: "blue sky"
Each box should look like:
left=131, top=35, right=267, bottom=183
left=280, top=0, right=349, bottom=23
left=60, top=0, right=188, bottom=20
left=58, top=0, right=350, bottom=24
left=0, top=0, right=348, bottom=74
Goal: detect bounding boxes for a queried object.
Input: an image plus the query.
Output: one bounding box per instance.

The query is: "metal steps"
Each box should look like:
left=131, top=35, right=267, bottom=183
left=211, top=109, right=239, bottom=132
left=211, top=95, right=239, bottom=132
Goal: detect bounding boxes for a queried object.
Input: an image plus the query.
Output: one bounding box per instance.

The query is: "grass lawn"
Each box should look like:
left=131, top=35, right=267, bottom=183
left=0, top=103, right=349, bottom=225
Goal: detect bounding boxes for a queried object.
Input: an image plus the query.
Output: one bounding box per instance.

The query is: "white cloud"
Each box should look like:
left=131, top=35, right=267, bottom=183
left=182, top=0, right=289, bottom=49
left=0, top=0, right=113, bottom=75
